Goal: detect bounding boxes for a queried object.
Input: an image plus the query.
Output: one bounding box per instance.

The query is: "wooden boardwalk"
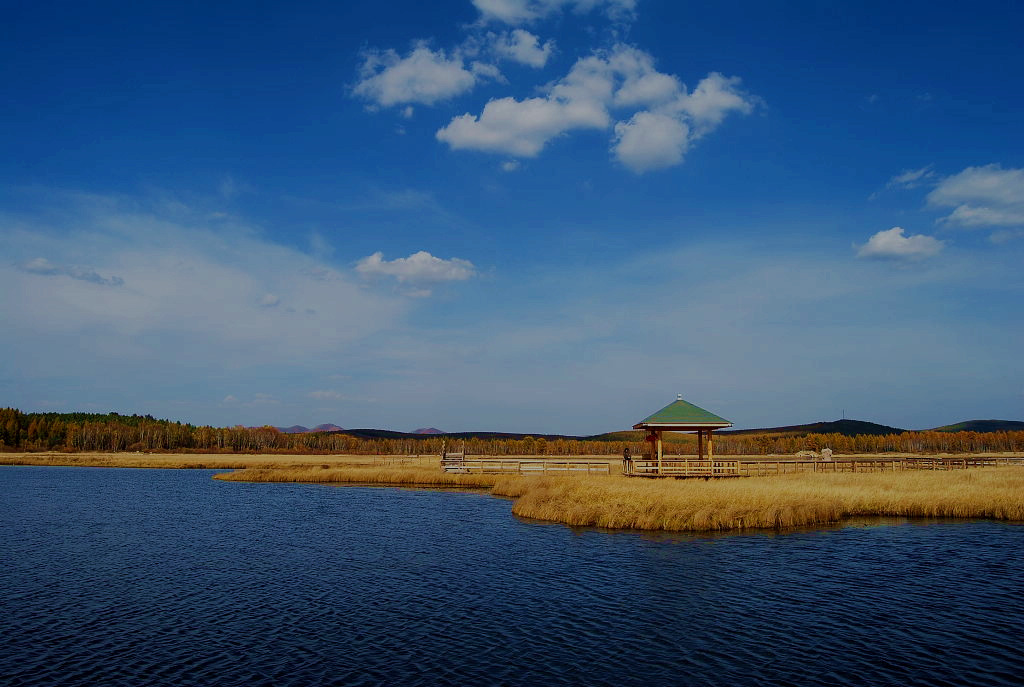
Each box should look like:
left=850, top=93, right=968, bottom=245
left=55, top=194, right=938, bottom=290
left=737, top=456, right=1021, bottom=476
left=442, top=457, right=610, bottom=475
left=442, top=454, right=1023, bottom=478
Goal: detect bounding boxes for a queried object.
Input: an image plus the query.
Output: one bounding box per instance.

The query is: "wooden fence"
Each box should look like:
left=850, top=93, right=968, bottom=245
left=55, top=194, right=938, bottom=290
left=442, top=457, right=609, bottom=474
left=625, top=458, right=741, bottom=478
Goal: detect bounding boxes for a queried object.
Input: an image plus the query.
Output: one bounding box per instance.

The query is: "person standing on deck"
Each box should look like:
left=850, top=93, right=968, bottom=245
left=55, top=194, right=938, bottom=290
left=622, top=446, right=632, bottom=475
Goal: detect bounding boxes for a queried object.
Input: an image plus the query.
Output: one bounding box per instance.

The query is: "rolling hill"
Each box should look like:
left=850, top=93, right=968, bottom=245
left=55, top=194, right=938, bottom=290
left=931, top=419, right=1024, bottom=432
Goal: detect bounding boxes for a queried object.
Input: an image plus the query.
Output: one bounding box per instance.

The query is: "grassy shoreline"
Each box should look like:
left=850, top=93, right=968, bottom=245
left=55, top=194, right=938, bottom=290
left=4, top=452, right=1022, bottom=533
left=201, top=464, right=1024, bottom=531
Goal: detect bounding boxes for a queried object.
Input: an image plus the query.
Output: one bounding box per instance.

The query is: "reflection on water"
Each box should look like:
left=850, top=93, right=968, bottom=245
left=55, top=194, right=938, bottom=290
left=2, top=466, right=1022, bottom=686
left=548, top=514, right=1001, bottom=543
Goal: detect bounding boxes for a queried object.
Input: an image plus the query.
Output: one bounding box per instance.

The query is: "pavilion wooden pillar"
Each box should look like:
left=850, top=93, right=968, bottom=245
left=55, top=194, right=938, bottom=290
left=708, top=430, right=714, bottom=471
left=697, top=429, right=704, bottom=462
left=656, top=430, right=663, bottom=473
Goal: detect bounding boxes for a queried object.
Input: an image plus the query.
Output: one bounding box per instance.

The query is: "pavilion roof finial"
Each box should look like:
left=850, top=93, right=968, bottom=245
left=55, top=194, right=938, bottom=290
left=676, top=393, right=683, bottom=400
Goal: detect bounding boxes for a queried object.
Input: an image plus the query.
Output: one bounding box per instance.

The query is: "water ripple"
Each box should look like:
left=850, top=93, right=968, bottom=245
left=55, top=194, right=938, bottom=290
left=2, top=466, right=1023, bottom=686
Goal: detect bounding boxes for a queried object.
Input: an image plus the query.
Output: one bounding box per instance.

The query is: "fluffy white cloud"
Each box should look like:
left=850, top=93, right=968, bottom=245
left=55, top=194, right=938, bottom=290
left=856, top=227, right=945, bottom=260
left=437, top=94, right=608, bottom=156
left=927, top=164, right=1024, bottom=228
left=436, top=44, right=754, bottom=171
left=489, top=29, right=554, bottom=67
left=354, top=44, right=482, bottom=107
left=356, top=251, right=476, bottom=292
left=612, top=111, right=689, bottom=173
left=473, top=0, right=636, bottom=24
left=672, top=72, right=755, bottom=136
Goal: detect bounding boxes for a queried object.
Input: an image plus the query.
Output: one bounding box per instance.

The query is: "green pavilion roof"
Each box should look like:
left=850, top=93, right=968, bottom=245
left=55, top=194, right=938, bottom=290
left=633, top=395, right=732, bottom=429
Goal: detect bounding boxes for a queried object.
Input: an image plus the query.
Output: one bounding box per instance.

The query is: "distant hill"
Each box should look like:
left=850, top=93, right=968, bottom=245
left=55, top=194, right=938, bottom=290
left=274, top=417, right=1022, bottom=440
left=931, top=420, right=1024, bottom=433
left=276, top=425, right=310, bottom=434
left=275, top=424, right=344, bottom=434
left=720, top=419, right=906, bottom=438
left=337, top=428, right=587, bottom=441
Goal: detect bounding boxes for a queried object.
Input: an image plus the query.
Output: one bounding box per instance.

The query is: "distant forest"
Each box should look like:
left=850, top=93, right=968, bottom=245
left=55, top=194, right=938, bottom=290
left=2, top=408, right=1023, bottom=456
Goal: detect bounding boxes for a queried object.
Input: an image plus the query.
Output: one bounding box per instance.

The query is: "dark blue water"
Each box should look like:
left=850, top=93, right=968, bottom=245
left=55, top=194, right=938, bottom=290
left=2, top=467, right=1022, bottom=686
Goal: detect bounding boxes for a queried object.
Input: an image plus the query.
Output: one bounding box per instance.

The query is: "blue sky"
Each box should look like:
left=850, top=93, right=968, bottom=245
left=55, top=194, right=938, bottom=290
left=2, top=0, right=1022, bottom=433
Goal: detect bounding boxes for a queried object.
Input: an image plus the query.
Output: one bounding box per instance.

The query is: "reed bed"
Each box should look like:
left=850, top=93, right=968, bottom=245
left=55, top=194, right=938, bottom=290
left=503, top=468, right=1024, bottom=531
left=213, top=465, right=515, bottom=490
left=0, top=452, right=427, bottom=470
left=214, top=464, right=1024, bottom=531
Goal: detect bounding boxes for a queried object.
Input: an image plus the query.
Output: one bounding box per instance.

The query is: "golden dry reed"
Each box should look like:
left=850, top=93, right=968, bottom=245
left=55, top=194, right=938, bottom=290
left=212, top=463, right=1024, bottom=532
left=214, top=465, right=509, bottom=490
left=502, top=469, right=1024, bottom=531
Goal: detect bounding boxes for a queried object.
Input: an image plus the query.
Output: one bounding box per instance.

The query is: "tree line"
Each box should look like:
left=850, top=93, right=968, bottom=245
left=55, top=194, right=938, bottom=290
left=2, top=408, right=1022, bottom=456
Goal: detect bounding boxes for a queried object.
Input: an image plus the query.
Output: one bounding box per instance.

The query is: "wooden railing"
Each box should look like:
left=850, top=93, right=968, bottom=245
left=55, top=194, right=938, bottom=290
left=736, top=456, right=1024, bottom=476
left=625, top=458, right=741, bottom=477
left=442, top=458, right=609, bottom=474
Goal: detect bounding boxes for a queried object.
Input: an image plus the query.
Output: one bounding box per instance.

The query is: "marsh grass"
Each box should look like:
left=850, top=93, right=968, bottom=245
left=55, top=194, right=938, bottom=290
left=214, top=465, right=511, bottom=490
left=503, top=469, right=1024, bottom=531
left=0, top=452, right=425, bottom=470
left=215, top=463, right=1024, bottom=532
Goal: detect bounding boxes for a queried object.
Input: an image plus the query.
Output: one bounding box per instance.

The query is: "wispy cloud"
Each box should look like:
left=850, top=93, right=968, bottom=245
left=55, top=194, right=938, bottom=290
left=1, top=191, right=406, bottom=374
left=886, top=165, right=935, bottom=190
left=471, top=0, right=636, bottom=25
left=928, top=164, right=1024, bottom=229
left=20, top=257, right=124, bottom=286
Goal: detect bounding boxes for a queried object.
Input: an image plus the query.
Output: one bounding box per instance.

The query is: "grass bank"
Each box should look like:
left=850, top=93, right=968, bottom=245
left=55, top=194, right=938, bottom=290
left=0, top=452, right=435, bottom=470
left=502, top=469, right=1024, bottom=531
left=214, top=464, right=1024, bottom=532
left=214, top=465, right=511, bottom=490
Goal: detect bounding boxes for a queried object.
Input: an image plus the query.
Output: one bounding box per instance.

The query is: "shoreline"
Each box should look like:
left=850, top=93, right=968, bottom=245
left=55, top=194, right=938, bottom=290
left=4, top=452, right=1023, bottom=533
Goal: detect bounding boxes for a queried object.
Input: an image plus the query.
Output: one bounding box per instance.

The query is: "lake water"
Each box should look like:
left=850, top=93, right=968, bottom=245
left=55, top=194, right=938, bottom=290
left=2, top=466, right=1022, bottom=686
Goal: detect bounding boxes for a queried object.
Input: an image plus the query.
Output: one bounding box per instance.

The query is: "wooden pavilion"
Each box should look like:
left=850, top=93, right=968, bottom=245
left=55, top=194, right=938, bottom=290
left=626, top=394, right=740, bottom=478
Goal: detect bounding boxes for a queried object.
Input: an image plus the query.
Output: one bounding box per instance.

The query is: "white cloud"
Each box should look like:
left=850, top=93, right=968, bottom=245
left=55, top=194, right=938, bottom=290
left=612, top=111, right=689, bottom=172
left=356, top=251, right=476, bottom=292
left=672, top=72, right=755, bottom=136
left=489, top=29, right=554, bottom=67
left=472, top=0, right=636, bottom=24
left=856, top=227, right=945, bottom=260
left=259, top=293, right=280, bottom=308
left=353, top=44, right=482, bottom=107
left=436, top=44, right=755, bottom=172
left=886, top=165, right=935, bottom=190
left=501, top=159, right=521, bottom=171
left=927, top=164, right=1024, bottom=228
left=437, top=94, right=608, bottom=156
